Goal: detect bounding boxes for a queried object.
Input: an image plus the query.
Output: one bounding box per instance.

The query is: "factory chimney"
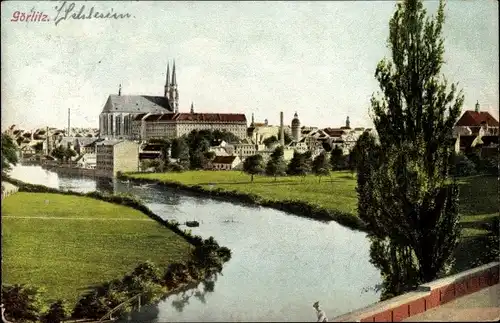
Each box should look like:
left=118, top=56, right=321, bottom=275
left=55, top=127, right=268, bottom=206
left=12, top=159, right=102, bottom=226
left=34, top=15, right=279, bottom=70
left=68, top=108, right=71, bottom=137
left=280, top=111, right=285, bottom=147
left=46, top=126, right=49, bottom=155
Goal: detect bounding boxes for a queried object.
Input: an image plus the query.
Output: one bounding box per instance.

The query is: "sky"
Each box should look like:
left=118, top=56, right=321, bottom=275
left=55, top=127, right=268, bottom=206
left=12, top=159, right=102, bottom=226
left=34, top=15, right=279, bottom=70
left=1, top=0, right=498, bottom=131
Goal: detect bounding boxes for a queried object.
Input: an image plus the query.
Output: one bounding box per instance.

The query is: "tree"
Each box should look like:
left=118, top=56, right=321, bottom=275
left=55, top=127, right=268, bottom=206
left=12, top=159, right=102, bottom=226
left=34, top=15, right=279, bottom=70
left=160, top=139, right=171, bottom=170
left=212, top=129, right=240, bottom=143
left=330, top=146, right=344, bottom=171
left=203, top=151, right=216, bottom=169
left=263, top=135, right=278, bottom=148
left=177, top=140, right=190, bottom=170
left=64, top=148, right=77, bottom=163
left=170, top=138, right=183, bottom=159
left=42, top=299, right=72, bottom=323
left=51, top=145, right=66, bottom=163
left=359, top=0, right=463, bottom=298
left=1, top=284, right=47, bottom=322
left=33, top=142, right=44, bottom=153
left=277, top=131, right=292, bottom=145
left=265, top=146, right=287, bottom=180
left=302, top=150, right=313, bottom=178
left=243, top=154, right=264, bottom=182
left=347, top=149, right=358, bottom=177
left=312, top=151, right=330, bottom=183
left=1, top=134, right=19, bottom=175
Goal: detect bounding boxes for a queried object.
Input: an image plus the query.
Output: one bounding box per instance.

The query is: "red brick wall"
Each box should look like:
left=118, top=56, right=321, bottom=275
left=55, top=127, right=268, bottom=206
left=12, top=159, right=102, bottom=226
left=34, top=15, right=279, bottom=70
left=358, top=265, right=499, bottom=322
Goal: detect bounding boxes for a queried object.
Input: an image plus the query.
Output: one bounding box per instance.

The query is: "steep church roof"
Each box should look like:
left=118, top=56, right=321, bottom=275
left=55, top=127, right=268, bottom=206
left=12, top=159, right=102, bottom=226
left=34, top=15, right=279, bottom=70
left=101, top=95, right=174, bottom=114
left=456, top=110, right=499, bottom=127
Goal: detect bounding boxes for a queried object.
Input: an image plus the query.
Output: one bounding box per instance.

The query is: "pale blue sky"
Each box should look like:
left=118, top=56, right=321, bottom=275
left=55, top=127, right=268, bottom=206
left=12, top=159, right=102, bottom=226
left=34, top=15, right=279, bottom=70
left=1, top=0, right=498, bottom=130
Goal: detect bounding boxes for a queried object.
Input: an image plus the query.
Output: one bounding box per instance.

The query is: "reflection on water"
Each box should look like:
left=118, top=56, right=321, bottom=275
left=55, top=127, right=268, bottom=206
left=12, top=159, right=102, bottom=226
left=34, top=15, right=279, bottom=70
left=8, top=165, right=382, bottom=322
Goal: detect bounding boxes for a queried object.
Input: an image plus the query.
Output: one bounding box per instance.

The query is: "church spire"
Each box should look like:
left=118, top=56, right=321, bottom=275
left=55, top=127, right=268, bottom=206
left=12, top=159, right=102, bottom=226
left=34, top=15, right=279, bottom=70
left=118, top=84, right=122, bottom=96
left=171, top=60, right=177, bottom=86
left=164, top=63, right=170, bottom=97
left=190, top=102, right=194, bottom=113
left=169, top=60, right=179, bottom=113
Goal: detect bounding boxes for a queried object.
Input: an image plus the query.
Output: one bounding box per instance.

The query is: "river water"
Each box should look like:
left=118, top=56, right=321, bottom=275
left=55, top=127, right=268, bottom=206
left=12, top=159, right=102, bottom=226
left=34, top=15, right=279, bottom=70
left=7, top=165, right=381, bottom=322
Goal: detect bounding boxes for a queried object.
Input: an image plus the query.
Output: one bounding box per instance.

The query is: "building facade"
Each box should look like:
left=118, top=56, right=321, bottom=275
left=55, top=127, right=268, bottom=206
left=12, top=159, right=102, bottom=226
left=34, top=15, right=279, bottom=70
left=211, top=156, right=242, bottom=170
left=454, top=102, right=499, bottom=137
left=96, top=140, right=140, bottom=178
left=131, top=112, right=248, bottom=141
left=99, top=61, right=180, bottom=139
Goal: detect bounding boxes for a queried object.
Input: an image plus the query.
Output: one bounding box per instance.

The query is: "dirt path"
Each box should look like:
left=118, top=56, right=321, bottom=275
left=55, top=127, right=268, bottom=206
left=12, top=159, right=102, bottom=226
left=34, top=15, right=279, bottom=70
left=2, top=216, right=154, bottom=222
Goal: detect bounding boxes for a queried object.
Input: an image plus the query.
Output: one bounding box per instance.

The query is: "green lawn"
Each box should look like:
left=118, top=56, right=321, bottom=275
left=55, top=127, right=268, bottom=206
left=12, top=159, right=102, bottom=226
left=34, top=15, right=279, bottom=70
left=129, top=170, right=499, bottom=272
left=453, top=175, right=499, bottom=272
left=1, top=192, right=193, bottom=304
left=132, top=170, right=359, bottom=215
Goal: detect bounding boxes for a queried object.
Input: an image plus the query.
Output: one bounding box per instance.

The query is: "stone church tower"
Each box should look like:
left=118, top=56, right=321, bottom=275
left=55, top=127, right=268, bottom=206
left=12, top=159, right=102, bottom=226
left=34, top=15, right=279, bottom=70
left=164, top=60, right=179, bottom=113
left=291, top=112, right=301, bottom=141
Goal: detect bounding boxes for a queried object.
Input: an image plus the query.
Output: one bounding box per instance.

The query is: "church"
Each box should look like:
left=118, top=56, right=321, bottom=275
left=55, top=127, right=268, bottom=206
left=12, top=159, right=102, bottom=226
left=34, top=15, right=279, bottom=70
left=99, top=61, right=247, bottom=140
left=99, top=61, right=179, bottom=139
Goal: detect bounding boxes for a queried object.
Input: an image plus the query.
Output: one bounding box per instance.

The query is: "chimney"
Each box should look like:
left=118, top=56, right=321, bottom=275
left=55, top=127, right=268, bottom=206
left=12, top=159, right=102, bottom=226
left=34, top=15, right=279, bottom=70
left=280, top=111, right=285, bottom=147
left=46, top=126, right=49, bottom=155
left=68, top=108, right=71, bottom=137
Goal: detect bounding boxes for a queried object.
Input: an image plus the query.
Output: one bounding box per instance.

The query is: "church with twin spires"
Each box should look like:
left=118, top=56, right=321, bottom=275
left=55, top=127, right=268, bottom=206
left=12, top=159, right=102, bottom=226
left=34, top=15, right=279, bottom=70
left=98, top=61, right=247, bottom=140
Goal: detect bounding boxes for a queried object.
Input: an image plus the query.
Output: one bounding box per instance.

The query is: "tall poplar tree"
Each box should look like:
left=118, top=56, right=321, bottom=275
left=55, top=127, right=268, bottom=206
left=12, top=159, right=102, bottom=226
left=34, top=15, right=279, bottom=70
left=358, top=0, right=464, bottom=298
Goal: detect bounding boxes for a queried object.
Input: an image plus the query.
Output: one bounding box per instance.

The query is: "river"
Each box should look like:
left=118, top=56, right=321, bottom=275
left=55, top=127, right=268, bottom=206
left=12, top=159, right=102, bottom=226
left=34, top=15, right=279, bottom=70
left=7, top=165, right=382, bottom=322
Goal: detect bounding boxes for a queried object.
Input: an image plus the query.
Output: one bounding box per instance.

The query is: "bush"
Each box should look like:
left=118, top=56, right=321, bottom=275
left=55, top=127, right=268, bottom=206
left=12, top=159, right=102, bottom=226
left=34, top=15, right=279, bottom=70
left=1, top=284, right=47, bottom=322
left=72, top=289, right=113, bottom=319
left=130, top=261, right=163, bottom=284
left=481, top=155, right=499, bottom=176
left=163, top=263, right=190, bottom=287
left=453, top=154, right=477, bottom=177
left=41, top=299, right=72, bottom=323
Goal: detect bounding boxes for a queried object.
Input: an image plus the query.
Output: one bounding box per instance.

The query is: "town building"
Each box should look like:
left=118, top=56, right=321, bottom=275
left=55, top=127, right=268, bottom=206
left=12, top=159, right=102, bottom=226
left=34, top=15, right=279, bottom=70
left=211, top=155, right=242, bottom=170
left=208, top=140, right=232, bottom=156
left=132, top=112, right=247, bottom=141
left=95, top=140, right=140, bottom=178
left=99, top=61, right=179, bottom=139
left=454, top=101, right=499, bottom=137
left=291, top=112, right=301, bottom=141
left=76, top=153, right=97, bottom=169
left=247, top=113, right=292, bottom=144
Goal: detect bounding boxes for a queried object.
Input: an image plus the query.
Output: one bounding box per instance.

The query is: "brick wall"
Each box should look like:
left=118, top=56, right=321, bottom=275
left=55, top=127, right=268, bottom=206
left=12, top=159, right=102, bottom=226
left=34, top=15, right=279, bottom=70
left=333, top=262, right=499, bottom=322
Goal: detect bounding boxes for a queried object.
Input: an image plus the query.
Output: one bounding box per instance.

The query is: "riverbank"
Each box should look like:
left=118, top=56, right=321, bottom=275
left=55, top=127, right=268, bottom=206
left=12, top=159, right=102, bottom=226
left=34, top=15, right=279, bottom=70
left=43, top=164, right=96, bottom=177
left=1, top=177, right=232, bottom=322
left=2, top=192, right=193, bottom=303
left=122, top=170, right=367, bottom=231
left=122, top=171, right=499, bottom=273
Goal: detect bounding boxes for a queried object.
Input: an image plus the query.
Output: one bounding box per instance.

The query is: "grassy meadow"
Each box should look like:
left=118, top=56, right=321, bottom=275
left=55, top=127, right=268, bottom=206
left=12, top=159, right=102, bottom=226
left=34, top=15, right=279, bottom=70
left=132, top=170, right=359, bottom=215
left=1, top=192, right=193, bottom=304
left=129, top=170, right=499, bottom=272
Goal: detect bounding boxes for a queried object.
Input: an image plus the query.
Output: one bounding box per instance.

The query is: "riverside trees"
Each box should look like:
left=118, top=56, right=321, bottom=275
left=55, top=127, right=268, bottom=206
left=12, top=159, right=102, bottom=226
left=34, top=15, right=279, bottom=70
left=357, top=0, right=463, bottom=299
left=1, top=134, right=18, bottom=176
left=265, top=146, right=287, bottom=180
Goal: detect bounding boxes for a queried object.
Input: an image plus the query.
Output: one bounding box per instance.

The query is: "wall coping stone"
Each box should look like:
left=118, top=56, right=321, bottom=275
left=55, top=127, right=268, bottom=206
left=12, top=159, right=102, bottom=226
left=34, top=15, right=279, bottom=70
left=419, top=262, right=499, bottom=291
left=332, top=261, right=499, bottom=322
